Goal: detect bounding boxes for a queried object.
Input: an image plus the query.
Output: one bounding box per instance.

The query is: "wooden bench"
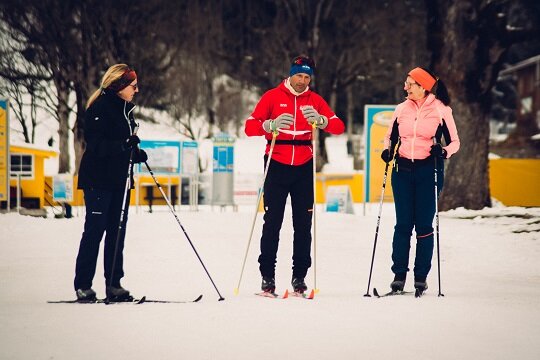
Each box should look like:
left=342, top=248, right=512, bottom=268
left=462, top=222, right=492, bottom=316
left=143, top=184, right=178, bottom=213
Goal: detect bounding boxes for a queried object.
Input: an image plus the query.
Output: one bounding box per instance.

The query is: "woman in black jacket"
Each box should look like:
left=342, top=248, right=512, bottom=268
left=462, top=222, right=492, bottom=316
left=74, top=64, right=147, bottom=301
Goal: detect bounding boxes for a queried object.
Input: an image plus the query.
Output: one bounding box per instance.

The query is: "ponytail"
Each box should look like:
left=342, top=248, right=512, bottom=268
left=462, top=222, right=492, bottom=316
left=420, top=67, right=451, bottom=106
left=86, top=88, right=103, bottom=109
left=434, top=79, right=451, bottom=106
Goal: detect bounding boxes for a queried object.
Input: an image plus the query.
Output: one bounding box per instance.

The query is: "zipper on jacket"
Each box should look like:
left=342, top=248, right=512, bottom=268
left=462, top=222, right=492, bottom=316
left=290, top=96, right=297, bottom=165
left=124, top=102, right=136, bottom=135
left=411, top=99, right=427, bottom=162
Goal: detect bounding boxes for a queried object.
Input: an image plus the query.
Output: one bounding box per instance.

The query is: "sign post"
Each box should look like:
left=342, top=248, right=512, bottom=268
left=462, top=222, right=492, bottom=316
left=0, top=99, right=9, bottom=210
left=363, top=105, right=396, bottom=213
left=181, top=141, right=199, bottom=210
left=211, top=132, right=235, bottom=209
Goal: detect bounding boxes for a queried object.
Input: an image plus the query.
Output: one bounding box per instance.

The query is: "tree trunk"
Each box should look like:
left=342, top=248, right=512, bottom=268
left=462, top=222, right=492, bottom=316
left=426, top=0, right=511, bottom=210
left=439, top=100, right=491, bottom=209
left=56, top=80, right=71, bottom=174
left=73, top=95, right=86, bottom=175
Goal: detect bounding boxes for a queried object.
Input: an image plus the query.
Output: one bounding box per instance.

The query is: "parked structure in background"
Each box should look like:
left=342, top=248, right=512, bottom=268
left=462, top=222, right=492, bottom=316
left=496, top=54, right=540, bottom=156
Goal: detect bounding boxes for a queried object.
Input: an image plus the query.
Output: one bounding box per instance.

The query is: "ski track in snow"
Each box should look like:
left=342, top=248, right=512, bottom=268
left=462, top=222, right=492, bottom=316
left=1, top=204, right=539, bottom=360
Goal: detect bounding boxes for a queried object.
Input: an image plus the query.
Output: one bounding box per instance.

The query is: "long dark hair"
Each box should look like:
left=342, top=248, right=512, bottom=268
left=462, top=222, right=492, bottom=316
left=421, top=67, right=451, bottom=106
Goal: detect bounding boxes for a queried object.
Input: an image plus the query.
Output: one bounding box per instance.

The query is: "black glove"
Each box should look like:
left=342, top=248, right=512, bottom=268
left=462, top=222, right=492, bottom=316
left=430, top=143, right=447, bottom=159
left=381, top=149, right=393, bottom=163
left=134, top=149, right=148, bottom=163
left=125, top=135, right=140, bottom=149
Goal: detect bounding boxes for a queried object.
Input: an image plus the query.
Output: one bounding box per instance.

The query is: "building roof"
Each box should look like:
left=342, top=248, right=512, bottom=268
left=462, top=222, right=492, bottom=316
left=10, top=142, right=58, bottom=158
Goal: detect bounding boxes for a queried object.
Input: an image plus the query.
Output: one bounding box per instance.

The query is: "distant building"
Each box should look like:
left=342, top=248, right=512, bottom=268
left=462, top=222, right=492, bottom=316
left=499, top=54, right=540, bottom=138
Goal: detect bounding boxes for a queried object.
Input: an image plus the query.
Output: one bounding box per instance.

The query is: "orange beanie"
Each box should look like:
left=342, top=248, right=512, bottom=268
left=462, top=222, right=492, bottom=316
left=408, top=67, right=436, bottom=91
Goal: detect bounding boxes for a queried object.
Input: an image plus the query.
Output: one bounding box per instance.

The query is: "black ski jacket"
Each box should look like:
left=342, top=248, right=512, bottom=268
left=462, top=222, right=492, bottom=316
left=78, top=90, right=142, bottom=190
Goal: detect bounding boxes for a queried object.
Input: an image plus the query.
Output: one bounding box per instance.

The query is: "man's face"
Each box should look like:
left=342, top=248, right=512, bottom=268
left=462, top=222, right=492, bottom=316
left=290, top=73, right=311, bottom=93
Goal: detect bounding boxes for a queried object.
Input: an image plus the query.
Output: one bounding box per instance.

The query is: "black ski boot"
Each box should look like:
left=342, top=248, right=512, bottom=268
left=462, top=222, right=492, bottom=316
left=390, top=273, right=406, bottom=292
left=261, top=277, right=276, bottom=293
left=106, top=285, right=131, bottom=301
left=414, top=277, right=428, bottom=297
left=76, top=288, right=97, bottom=302
left=292, top=277, right=307, bottom=293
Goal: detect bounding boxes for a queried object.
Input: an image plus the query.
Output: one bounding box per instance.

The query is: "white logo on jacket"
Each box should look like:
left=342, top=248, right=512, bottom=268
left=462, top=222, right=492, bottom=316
left=279, top=104, right=287, bottom=107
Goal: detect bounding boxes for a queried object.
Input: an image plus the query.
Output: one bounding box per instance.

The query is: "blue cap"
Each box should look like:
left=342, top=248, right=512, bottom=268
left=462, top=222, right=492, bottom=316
left=290, top=64, right=313, bottom=77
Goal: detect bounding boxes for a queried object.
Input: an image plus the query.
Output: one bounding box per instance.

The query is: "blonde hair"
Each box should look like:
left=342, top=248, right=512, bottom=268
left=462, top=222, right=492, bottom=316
left=86, top=64, right=131, bottom=109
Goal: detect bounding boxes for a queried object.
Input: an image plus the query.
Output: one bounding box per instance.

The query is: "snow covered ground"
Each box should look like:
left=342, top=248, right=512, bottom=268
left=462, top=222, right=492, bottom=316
left=1, top=203, right=539, bottom=360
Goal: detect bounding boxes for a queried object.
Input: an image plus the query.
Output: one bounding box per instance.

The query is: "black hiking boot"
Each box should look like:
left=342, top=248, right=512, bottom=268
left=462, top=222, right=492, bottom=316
left=291, top=277, right=308, bottom=293
left=390, top=273, right=406, bottom=292
left=261, top=277, right=276, bottom=293
left=414, top=280, right=428, bottom=293
left=106, top=285, right=131, bottom=301
left=76, top=288, right=97, bottom=302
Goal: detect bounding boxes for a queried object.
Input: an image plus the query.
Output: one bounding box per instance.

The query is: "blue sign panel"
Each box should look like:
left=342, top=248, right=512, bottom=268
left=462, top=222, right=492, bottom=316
left=213, top=146, right=234, bottom=173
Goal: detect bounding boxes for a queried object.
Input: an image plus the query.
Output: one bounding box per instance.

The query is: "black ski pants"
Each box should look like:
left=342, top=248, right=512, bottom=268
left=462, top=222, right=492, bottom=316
left=74, top=188, right=131, bottom=291
left=259, top=157, right=313, bottom=280
left=390, top=157, right=444, bottom=281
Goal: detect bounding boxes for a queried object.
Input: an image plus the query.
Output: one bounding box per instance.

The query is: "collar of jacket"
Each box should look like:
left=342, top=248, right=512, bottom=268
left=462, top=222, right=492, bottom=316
left=405, top=93, right=437, bottom=109
left=280, top=78, right=310, bottom=97
left=101, top=89, right=135, bottom=111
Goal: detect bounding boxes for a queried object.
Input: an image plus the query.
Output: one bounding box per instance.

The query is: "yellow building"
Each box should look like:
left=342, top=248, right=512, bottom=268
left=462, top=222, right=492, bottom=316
left=4, top=143, right=58, bottom=209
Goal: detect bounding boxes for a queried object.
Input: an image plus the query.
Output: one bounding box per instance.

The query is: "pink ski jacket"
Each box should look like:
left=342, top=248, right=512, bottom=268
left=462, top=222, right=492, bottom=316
left=245, top=79, right=345, bottom=166
left=384, top=94, right=460, bottom=160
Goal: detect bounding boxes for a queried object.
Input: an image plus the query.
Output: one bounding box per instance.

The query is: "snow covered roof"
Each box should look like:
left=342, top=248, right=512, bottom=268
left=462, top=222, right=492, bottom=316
left=10, top=142, right=58, bottom=157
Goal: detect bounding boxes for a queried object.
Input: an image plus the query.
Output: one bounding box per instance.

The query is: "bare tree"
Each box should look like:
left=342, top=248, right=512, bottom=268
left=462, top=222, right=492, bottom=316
left=0, top=0, right=187, bottom=173
left=426, top=0, right=539, bottom=210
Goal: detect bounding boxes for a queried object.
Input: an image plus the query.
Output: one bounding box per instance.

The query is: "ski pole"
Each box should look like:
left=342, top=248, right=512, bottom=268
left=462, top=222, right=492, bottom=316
left=363, top=156, right=391, bottom=297
left=234, top=131, right=278, bottom=295
left=109, top=126, right=139, bottom=296
left=433, top=138, right=444, bottom=297
left=144, top=161, right=225, bottom=301
left=311, top=123, right=319, bottom=293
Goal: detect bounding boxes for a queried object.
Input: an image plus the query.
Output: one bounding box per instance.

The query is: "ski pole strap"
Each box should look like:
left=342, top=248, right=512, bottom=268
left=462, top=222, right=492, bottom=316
left=267, top=139, right=312, bottom=146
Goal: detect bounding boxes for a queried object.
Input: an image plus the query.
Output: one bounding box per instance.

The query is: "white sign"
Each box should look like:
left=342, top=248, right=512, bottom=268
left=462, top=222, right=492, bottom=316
left=325, top=185, right=354, bottom=214
left=53, top=174, right=74, bottom=202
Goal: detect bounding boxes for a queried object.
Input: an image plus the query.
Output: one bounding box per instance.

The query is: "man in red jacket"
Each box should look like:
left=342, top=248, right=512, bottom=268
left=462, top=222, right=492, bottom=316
left=245, top=55, right=345, bottom=293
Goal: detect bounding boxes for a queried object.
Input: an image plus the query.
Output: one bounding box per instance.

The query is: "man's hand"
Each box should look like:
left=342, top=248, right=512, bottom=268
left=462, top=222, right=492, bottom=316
left=302, top=106, right=328, bottom=129
left=263, top=113, right=294, bottom=133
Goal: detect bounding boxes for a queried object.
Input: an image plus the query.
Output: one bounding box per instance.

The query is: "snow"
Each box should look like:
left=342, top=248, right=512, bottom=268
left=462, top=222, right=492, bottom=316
left=1, top=203, right=539, bottom=360
left=4, top=101, right=540, bottom=359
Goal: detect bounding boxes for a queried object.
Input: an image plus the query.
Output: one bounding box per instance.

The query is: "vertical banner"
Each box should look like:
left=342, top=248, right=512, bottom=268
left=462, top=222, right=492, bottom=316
left=0, top=99, right=9, bottom=203
left=212, top=132, right=235, bottom=206
left=181, top=141, right=199, bottom=175
left=363, top=105, right=396, bottom=203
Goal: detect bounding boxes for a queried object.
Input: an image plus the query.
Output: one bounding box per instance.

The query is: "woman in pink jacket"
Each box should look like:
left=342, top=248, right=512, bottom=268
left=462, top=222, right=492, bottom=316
left=381, top=67, right=460, bottom=294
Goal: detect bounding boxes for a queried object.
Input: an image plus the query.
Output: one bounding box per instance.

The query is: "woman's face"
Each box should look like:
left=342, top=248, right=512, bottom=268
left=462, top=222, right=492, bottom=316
left=403, top=76, right=425, bottom=101
left=117, top=80, right=138, bottom=102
